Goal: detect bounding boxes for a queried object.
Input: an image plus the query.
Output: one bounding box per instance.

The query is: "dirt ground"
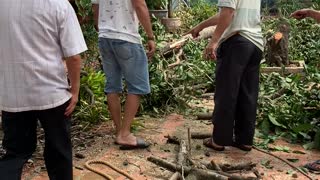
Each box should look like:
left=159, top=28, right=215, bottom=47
left=1, top=98, right=320, bottom=180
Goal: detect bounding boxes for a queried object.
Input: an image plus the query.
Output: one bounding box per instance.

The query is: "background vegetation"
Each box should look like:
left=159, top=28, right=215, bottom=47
left=74, top=0, right=320, bottom=150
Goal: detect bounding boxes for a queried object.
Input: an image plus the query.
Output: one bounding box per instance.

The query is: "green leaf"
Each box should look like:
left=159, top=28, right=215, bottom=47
left=287, top=158, right=299, bottom=163
left=303, top=142, right=314, bottom=150
left=292, top=150, right=306, bottom=154
left=260, top=119, right=270, bottom=135
left=292, top=124, right=314, bottom=133
left=268, top=115, right=286, bottom=129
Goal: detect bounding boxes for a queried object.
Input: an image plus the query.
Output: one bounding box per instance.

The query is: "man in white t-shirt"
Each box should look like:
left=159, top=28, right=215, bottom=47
left=92, top=0, right=155, bottom=150
left=187, top=0, right=263, bottom=151
left=0, top=0, right=87, bottom=179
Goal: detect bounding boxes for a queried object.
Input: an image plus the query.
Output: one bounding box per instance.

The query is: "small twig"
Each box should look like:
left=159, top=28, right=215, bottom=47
left=210, top=160, right=222, bottom=171
left=191, top=132, right=211, bottom=139
left=253, top=168, right=262, bottom=179
left=169, top=172, right=182, bottom=180
left=168, top=49, right=184, bottom=68
left=253, top=146, right=312, bottom=180
left=187, top=128, right=191, bottom=156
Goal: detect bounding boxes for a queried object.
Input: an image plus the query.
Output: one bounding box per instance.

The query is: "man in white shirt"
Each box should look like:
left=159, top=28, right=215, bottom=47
left=92, top=0, right=155, bottom=150
left=0, top=0, right=87, bottom=179
left=187, top=0, right=263, bottom=151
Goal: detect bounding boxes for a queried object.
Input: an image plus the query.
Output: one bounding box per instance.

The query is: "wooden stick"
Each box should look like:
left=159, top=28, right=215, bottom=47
left=168, top=49, right=184, bottom=68
left=178, top=140, right=188, bottom=165
left=218, top=161, right=256, bottom=172
left=147, top=157, right=228, bottom=180
left=253, top=147, right=312, bottom=180
left=209, top=161, right=258, bottom=180
left=191, top=133, right=211, bottom=139
left=187, top=128, right=191, bottom=156
left=196, top=113, right=212, bottom=120
left=169, top=172, right=181, bottom=180
left=210, top=160, right=222, bottom=171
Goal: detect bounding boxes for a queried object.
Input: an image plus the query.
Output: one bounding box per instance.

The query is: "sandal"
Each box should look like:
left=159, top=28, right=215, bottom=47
left=119, top=138, right=150, bottom=150
left=203, top=138, right=225, bottom=151
left=304, top=160, right=320, bottom=172
left=232, top=142, right=252, bottom=151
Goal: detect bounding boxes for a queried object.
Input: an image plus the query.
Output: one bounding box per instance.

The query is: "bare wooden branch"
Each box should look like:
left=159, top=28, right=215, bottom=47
left=147, top=156, right=228, bottom=180
left=196, top=113, right=212, bottom=120
left=169, top=172, right=182, bottom=180
left=178, top=140, right=188, bottom=165
left=187, top=128, right=191, bottom=156
left=210, top=160, right=222, bottom=171
left=191, top=133, right=211, bottom=139
left=253, top=147, right=312, bottom=180
left=218, top=161, right=257, bottom=172
left=168, top=49, right=184, bottom=68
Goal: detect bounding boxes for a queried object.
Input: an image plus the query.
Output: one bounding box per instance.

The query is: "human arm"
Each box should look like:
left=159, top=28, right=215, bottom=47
left=65, top=55, right=82, bottom=116
left=186, top=14, right=220, bottom=38
left=59, top=2, right=88, bottom=115
left=291, top=9, right=320, bottom=23
left=131, top=0, right=155, bottom=58
left=204, top=7, right=235, bottom=60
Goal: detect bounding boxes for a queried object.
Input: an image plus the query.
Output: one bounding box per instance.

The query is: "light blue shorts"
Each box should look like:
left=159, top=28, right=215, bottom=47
left=98, top=38, right=150, bottom=95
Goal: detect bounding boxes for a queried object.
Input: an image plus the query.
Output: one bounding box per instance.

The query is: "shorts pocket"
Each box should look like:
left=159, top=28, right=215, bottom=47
left=113, top=41, right=134, bottom=60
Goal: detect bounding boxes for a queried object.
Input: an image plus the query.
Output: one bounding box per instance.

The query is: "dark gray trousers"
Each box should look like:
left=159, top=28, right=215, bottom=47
left=212, top=35, right=263, bottom=146
left=0, top=101, right=72, bottom=180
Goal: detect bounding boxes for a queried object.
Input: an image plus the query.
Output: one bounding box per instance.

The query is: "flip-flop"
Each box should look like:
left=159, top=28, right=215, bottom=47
left=304, top=160, right=320, bottom=172
left=232, top=142, right=252, bottom=151
left=203, top=138, right=225, bottom=151
left=119, top=138, right=150, bottom=150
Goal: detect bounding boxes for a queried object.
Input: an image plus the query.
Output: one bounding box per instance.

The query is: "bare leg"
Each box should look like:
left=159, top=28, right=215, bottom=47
left=107, top=93, right=122, bottom=139
left=117, top=94, right=140, bottom=146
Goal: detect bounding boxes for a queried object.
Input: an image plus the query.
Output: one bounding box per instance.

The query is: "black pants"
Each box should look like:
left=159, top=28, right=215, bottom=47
left=212, top=35, right=262, bottom=146
left=0, top=101, right=72, bottom=180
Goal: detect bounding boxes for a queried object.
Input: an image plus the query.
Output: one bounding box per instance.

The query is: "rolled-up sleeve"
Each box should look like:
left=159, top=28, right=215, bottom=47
left=217, top=0, right=237, bottom=9
left=58, top=3, right=87, bottom=57
left=91, top=0, right=99, bottom=4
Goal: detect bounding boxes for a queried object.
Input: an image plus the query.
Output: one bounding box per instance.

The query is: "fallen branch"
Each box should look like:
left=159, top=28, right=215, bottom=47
left=178, top=140, right=188, bottom=165
left=169, top=172, right=182, bottom=180
left=191, top=132, right=211, bottom=139
left=147, top=156, right=228, bottom=180
left=210, top=160, right=222, bottom=171
left=218, top=161, right=257, bottom=172
left=207, top=161, right=258, bottom=180
left=196, top=112, right=212, bottom=120
left=253, top=146, right=312, bottom=180
left=168, top=49, right=184, bottom=68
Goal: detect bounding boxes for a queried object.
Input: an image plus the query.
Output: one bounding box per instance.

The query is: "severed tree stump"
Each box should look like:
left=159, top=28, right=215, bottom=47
left=265, top=21, right=290, bottom=67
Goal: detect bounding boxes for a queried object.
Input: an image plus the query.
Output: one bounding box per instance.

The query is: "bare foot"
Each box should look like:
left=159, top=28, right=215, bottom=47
left=117, top=133, right=137, bottom=146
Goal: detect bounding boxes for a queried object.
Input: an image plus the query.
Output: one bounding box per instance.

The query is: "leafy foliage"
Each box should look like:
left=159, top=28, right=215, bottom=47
left=262, top=18, right=320, bottom=66
left=175, top=1, right=218, bottom=32
left=258, top=71, right=320, bottom=148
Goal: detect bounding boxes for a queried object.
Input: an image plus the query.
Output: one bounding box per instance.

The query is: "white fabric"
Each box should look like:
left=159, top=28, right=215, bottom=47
left=92, top=0, right=141, bottom=44
left=218, top=0, right=264, bottom=51
left=0, top=0, right=87, bottom=112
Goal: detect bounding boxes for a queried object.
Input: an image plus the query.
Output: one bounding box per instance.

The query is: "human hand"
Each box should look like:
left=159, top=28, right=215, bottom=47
left=65, top=92, right=79, bottom=116
left=290, top=9, right=310, bottom=20
left=185, top=26, right=202, bottom=39
left=146, top=40, right=156, bottom=60
left=203, top=40, right=218, bottom=61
